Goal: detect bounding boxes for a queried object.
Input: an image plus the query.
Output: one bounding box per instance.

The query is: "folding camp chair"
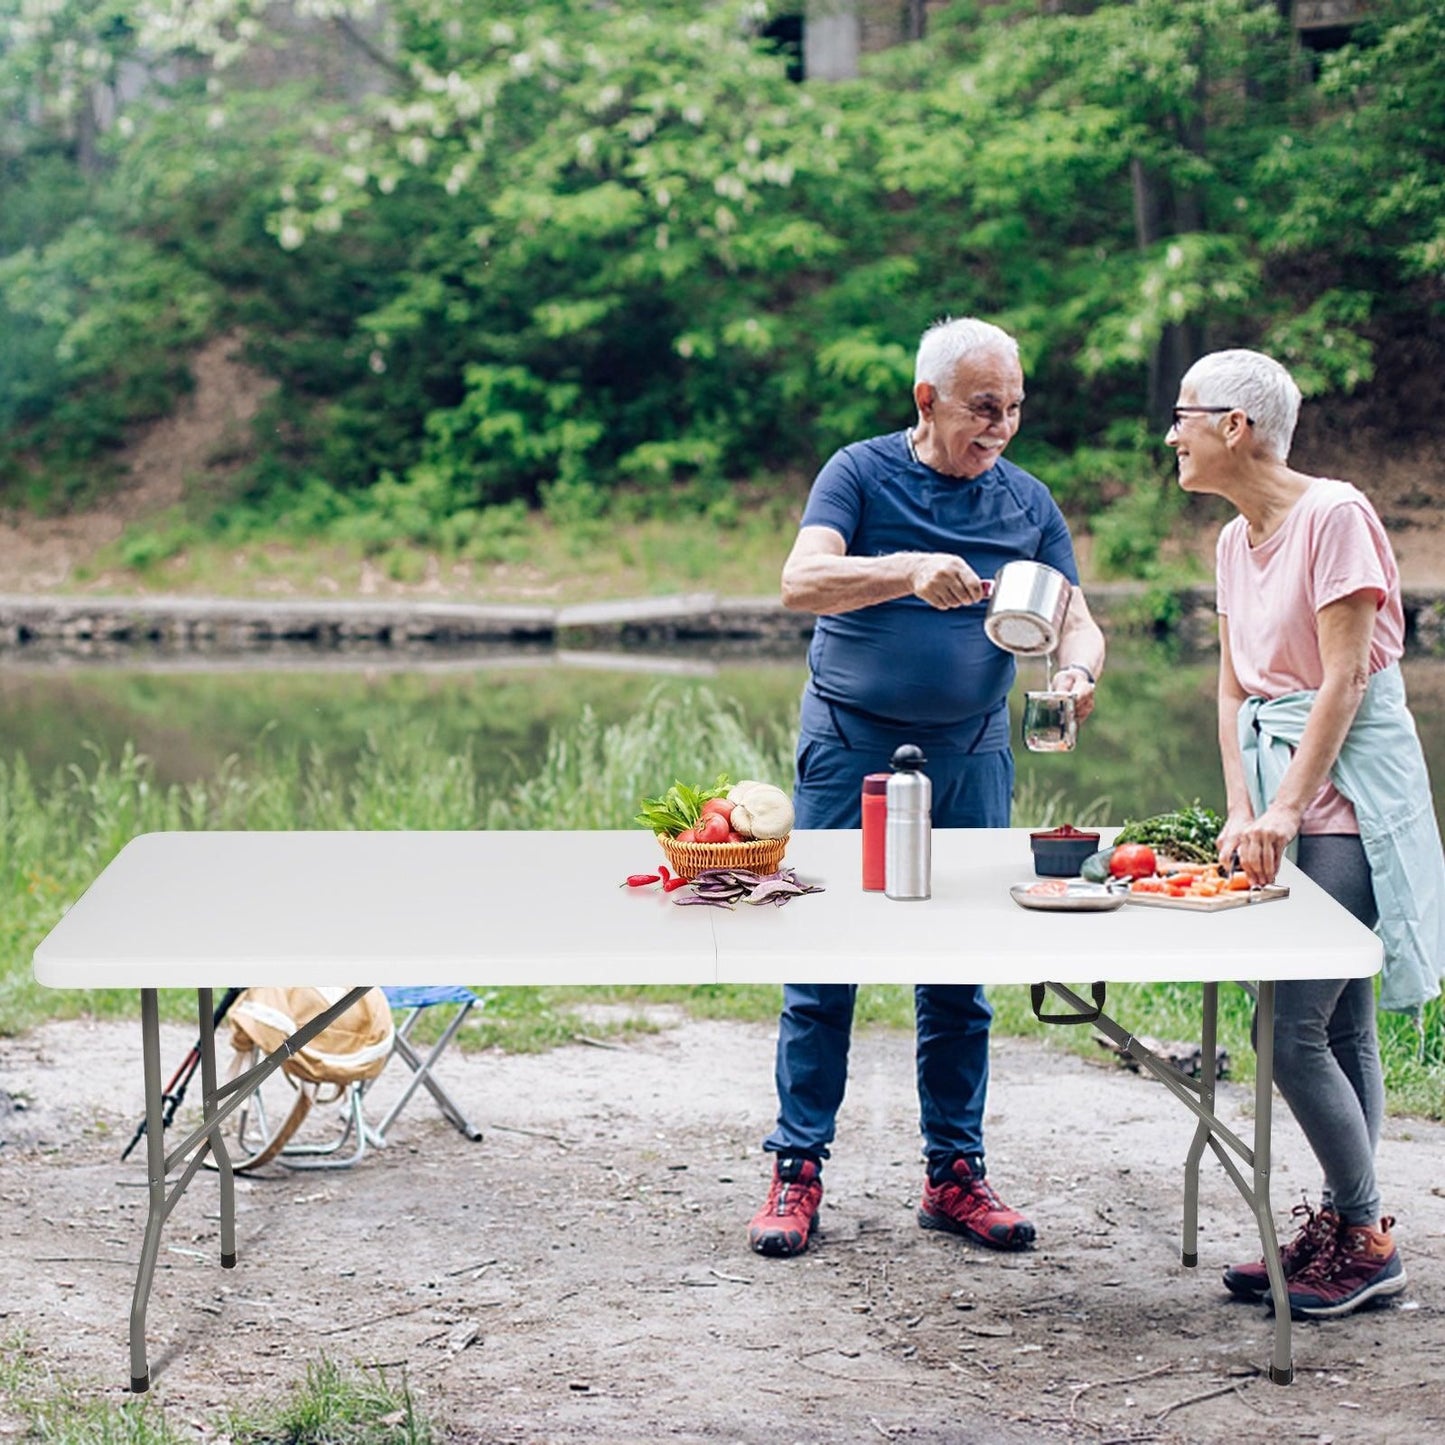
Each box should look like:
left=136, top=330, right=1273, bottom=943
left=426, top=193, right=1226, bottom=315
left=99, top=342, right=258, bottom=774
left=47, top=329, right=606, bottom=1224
left=224, top=984, right=482, bottom=1171
left=367, top=984, right=484, bottom=1145
left=219, top=985, right=395, bottom=1172
left=232, top=1070, right=373, bottom=1171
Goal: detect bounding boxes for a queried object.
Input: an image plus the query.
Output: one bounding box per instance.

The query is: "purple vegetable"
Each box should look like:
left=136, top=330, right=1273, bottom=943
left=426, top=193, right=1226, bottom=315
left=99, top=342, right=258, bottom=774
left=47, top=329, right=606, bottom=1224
left=745, top=879, right=805, bottom=904
left=671, top=865, right=825, bottom=908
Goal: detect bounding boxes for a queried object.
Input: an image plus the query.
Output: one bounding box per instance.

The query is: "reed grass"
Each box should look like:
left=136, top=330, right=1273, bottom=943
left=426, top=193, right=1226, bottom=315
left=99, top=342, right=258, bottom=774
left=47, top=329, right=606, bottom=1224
left=2, top=686, right=1440, bottom=1117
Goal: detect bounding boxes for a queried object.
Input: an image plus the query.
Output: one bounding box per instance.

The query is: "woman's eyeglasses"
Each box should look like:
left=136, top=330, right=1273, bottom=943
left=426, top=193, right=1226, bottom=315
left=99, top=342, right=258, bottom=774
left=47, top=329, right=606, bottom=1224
left=1171, top=405, right=1255, bottom=428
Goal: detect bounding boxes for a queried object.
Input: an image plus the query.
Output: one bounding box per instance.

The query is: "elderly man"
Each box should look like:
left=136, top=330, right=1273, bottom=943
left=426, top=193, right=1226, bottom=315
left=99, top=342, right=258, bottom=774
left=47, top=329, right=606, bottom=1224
left=748, top=316, right=1105, bottom=1258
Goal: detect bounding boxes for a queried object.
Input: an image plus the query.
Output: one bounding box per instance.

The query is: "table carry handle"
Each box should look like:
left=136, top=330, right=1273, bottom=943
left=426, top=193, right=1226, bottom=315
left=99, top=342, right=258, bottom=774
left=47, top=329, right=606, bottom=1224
left=1030, top=980, right=1106, bottom=1024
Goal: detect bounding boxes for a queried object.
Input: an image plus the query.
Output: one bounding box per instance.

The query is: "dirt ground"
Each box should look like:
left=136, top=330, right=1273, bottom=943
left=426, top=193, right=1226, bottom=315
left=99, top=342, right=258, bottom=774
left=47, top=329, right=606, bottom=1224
left=2, top=1006, right=1442, bottom=1444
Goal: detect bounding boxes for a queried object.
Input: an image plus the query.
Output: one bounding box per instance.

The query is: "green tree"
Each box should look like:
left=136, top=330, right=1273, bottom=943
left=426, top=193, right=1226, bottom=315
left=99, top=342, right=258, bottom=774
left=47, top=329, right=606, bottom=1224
left=1253, top=0, right=1444, bottom=405
left=2, top=0, right=1441, bottom=553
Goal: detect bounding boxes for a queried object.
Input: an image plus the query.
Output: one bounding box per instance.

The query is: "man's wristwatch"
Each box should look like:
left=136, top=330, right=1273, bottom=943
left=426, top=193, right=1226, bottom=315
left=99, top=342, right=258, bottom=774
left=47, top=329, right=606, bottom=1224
left=1054, top=663, right=1096, bottom=685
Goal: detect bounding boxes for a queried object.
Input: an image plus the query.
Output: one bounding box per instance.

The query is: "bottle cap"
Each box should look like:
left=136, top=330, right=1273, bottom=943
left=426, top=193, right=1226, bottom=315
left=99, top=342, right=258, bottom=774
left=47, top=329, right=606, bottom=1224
left=890, top=744, right=927, bottom=771
left=863, top=773, right=890, bottom=795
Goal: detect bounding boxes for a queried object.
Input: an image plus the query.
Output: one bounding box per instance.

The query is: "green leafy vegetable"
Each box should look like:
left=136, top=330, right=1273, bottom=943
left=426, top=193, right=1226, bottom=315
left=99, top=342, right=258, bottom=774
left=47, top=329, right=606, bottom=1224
left=634, top=774, right=732, bottom=837
left=1114, top=802, right=1224, bottom=863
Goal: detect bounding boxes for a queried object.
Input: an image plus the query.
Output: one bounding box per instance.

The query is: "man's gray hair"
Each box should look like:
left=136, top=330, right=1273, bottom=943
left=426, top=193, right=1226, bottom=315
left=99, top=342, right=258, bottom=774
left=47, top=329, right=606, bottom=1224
left=915, top=317, right=1020, bottom=397
left=1179, top=349, right=1301, bottom=461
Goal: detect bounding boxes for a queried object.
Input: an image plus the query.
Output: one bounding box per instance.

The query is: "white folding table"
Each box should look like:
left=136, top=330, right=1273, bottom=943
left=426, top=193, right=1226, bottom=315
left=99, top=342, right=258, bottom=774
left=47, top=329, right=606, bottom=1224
left=32, top=827, right=1383, bottom=1391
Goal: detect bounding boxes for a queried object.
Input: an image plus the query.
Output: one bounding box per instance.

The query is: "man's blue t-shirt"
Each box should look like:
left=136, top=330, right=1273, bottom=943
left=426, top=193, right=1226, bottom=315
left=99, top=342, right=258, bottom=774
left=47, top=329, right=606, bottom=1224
left=798, top=430, right=1079, bottom=754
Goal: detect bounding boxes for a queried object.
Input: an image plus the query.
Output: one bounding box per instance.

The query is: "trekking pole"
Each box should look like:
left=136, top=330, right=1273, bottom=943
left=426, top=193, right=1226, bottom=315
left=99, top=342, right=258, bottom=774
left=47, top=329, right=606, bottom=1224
left=120, top=988, right=244, bottom=1162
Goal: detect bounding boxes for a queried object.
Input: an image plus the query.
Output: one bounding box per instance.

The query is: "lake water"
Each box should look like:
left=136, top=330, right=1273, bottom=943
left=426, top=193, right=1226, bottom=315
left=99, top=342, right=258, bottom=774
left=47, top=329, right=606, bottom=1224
left=4, top=638, right=1445, bottom=829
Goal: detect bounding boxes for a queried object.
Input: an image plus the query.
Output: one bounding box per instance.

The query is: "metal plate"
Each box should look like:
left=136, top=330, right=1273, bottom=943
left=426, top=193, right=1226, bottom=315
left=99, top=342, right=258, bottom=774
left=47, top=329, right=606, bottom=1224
left=1009, top=880, right=1126, bottom=913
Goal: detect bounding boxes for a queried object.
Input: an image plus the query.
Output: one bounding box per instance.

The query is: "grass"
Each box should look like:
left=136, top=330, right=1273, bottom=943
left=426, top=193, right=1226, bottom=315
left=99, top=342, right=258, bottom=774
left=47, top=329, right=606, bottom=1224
left=75, top=497, right=810, bottom=605
left=0, top=1339, right=431, bottom=1443
left=3, top=686, right=1442, bottom=1118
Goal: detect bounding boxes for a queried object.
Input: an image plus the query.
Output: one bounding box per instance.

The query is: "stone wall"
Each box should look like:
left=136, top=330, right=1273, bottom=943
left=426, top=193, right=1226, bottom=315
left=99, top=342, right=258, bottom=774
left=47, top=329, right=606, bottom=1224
left=4, top=587, right=1443, bottom=661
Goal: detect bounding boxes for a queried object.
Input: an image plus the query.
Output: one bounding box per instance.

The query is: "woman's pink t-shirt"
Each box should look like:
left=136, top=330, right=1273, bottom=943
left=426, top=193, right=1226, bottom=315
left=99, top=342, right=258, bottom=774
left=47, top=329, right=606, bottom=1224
left=1216, top=478, right=1405, bottom=834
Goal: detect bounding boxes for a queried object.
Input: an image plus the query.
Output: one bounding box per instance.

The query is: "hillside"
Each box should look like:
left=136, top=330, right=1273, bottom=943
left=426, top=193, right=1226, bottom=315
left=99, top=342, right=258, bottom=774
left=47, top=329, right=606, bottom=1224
left=2, top=333, right=1443, bottom=601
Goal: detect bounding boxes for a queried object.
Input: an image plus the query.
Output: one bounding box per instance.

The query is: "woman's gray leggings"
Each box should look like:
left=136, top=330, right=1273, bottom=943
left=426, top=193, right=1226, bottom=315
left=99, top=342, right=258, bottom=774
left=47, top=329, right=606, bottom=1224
left=1254, top=833, right=1384, bottom=1225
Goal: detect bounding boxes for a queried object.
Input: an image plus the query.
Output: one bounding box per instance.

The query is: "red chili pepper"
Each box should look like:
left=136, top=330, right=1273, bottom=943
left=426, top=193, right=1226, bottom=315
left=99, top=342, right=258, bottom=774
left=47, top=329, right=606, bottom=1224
left=663, top=876, right=689, bottom=892
left=623, top=873, right=662, bottom=888
left=657, top=864, right=671, bottom=882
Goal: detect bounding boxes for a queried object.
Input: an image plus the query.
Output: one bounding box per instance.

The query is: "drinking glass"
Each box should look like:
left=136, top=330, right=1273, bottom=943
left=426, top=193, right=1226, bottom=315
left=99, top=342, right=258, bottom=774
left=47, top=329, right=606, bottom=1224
left=1022, top=691, right=1077, bottom=752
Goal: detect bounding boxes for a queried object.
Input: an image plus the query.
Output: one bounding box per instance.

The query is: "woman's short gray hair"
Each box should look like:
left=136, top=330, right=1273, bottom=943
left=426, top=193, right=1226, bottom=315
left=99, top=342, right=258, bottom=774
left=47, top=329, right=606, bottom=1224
left=1179, top=349, right=1302, bottom=461
left=915, top=317, right=1020, bottom=397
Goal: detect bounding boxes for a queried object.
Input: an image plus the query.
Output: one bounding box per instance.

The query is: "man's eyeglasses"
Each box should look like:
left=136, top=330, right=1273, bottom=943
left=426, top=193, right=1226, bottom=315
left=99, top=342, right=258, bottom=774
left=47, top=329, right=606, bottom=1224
left=1170, top=405, right=1254, bottom=428
left=957, top=398, right=1025, bottom=427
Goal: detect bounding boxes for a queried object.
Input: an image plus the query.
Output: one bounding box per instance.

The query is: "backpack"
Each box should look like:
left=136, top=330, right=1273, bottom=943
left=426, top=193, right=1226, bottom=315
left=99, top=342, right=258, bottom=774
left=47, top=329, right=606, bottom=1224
left=225, top=986, right=394, bottom=1170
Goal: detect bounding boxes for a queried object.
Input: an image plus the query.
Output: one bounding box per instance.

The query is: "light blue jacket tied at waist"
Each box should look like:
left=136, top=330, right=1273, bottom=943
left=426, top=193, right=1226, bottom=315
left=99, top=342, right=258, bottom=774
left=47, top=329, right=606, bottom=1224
left=1238, top=662, right=1445, bottom=1014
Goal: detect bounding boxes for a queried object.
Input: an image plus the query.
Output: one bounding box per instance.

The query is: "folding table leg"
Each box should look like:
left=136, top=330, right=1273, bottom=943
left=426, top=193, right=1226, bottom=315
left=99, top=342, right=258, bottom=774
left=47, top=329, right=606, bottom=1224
left=126, top=984, right=375, bottom=1390
left=196, top=989, right=237, bottom=1267
left=1180, top=981, right=1219, bottom=1267
left=1251, top=980, right=1293, bottom=1385
left=130, top=989, right=166, bottom=1393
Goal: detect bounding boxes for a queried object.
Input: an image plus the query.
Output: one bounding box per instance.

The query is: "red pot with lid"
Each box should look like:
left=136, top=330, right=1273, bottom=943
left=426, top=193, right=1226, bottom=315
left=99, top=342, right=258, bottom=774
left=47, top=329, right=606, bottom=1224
left=1029, top=824, right=1101, bottom=878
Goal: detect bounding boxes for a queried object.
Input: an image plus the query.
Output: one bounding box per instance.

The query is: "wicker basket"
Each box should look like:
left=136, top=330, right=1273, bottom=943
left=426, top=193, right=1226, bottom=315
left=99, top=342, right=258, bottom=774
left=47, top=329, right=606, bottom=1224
left=657, top=833, right=789, bottom=881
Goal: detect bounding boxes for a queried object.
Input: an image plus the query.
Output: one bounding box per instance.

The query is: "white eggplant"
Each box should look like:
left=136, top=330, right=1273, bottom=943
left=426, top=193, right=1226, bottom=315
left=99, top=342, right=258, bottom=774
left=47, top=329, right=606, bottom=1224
left=729, top=782, right=792, bottom=839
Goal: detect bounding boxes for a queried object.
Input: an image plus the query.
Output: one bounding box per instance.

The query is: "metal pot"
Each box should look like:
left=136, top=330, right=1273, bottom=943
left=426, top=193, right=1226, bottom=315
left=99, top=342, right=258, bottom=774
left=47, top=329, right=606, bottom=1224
left=984, top=560, right=1072, bottom=657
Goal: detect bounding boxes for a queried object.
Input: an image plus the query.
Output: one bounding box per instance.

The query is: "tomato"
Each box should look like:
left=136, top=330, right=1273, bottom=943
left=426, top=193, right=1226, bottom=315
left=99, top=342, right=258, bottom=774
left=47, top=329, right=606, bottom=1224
left=695, top=812, right=732, bottom=844
left=675, top=828, right=698, bottom=843
left=1109, top=843, right=1158, bottom=880
left=699, top=798, right=734, bottom=822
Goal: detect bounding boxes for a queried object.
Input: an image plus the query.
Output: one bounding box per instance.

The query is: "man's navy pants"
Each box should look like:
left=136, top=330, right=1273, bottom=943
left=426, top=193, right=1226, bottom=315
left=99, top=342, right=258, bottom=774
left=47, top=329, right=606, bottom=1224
left=762, top=729, right=1013, bottom=1172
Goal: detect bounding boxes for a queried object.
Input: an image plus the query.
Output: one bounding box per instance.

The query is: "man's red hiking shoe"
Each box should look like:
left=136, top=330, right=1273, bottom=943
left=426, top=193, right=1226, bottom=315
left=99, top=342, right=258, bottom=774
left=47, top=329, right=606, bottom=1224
left=748, top=1155, right=822, bottom=1257
left=1222, top=1198, right=1339, bottom=1300
left=917, top=1157, right=1035, bottom=1250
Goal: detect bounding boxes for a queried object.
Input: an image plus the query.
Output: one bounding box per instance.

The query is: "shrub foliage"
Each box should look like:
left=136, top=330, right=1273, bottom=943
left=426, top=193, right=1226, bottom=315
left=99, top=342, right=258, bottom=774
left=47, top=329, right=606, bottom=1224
left=2, top=0, right=1442, bottom=553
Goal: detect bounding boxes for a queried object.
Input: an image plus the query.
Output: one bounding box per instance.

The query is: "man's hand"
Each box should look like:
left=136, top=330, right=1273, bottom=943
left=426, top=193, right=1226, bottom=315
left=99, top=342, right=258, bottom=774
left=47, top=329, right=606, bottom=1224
left=1049, top=666, right=1096, bottom=724
left=909, top=553, right=989, bottom=610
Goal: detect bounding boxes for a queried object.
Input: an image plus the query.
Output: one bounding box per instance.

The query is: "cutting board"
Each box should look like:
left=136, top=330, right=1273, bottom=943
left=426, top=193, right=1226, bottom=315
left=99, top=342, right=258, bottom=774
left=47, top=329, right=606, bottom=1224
left=1124, top=883, right=1290, bottom=911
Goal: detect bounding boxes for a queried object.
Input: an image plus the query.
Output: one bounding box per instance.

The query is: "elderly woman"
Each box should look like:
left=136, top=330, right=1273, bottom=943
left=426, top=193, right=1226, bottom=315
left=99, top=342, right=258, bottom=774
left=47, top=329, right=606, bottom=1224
left=1167, top=348, right=1445, bottom=1322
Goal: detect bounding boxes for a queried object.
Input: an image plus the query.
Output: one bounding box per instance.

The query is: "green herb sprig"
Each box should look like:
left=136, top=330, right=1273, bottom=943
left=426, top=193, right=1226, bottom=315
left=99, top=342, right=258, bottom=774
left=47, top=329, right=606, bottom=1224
left=1114, top=801, right=1224, bottom=863
left=634, top=774, right=732, bottom=837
